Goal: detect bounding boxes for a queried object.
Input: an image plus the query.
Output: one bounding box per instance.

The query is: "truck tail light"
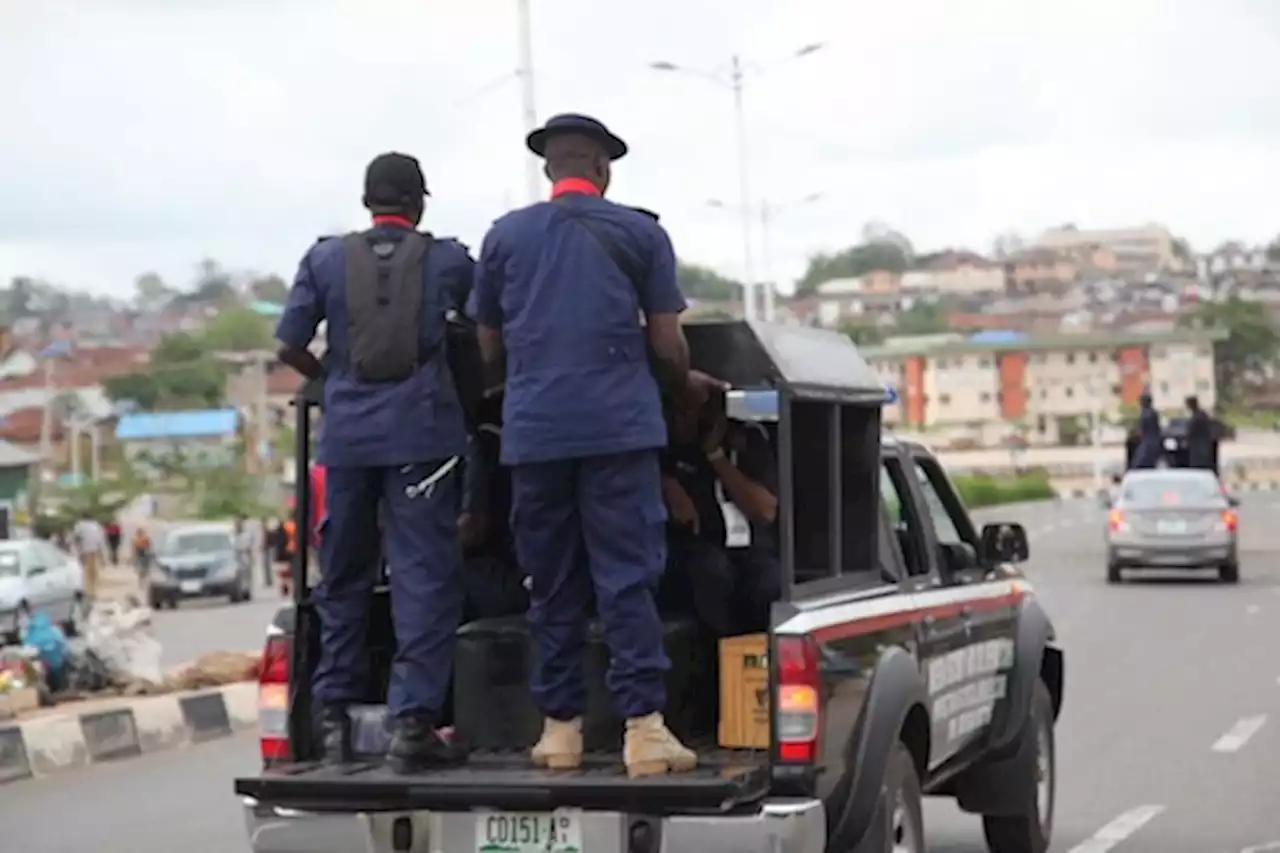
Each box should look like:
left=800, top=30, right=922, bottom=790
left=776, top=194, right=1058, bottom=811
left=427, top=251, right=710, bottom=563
left=1218, top=509, right=1238, bottom=532
left=259, top=631, right=291, bottom=762
left=1108, top=509, right=1128, bottom=532
left=775, top=635, right=820, bottom=763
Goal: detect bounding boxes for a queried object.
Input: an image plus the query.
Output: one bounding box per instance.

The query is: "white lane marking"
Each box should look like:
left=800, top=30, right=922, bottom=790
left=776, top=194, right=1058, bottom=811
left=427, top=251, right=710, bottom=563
left=1247, top=605, right=1261, bottom=615
left=1066, top=805, right=1166, bottom=853
left=1211, top=715, right=1268, bottom=753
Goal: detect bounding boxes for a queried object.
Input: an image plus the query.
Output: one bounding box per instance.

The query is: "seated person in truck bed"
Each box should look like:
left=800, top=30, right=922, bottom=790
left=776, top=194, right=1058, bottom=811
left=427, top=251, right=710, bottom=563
left=458, top=402, right=529, bottom=622
left=661, top=391, right=780, bottom=637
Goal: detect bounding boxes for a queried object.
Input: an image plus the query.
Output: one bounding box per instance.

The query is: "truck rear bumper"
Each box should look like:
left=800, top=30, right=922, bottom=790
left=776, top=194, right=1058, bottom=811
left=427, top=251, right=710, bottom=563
left=240, top=796, right=826, bottom=853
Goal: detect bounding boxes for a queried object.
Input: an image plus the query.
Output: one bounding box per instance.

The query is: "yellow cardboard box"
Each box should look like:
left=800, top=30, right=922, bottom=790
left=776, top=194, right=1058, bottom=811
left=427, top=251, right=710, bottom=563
left=718, top=633, right=770, bottom=749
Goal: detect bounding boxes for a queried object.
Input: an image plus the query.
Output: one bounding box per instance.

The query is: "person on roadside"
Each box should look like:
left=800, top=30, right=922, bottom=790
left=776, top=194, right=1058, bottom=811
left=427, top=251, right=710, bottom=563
left=468, top=113, right=721, bottom=777
left=131, top=526, right=153, bottom=582
left=1185, top=395, right=1215, bottom=472
left=72, top=512, right=107, bottom=599
left=261, top=516, right=278, bottom=587
left=276, top=152, right=474, bottom=773
left=233, top=514, right=254, bottom=582
left=104, top=518, right=122, bottom=566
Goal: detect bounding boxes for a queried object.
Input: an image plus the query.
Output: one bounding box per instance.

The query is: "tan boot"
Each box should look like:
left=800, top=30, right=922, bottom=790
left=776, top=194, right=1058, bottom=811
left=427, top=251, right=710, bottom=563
left=531, top=717, right=583, bottom=770
left=624, top=713, right=698, bottom=777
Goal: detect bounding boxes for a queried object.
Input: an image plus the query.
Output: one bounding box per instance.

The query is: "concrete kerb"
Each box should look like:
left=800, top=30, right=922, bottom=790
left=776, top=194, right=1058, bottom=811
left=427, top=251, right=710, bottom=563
left=0, top=681, right=257, bottom=785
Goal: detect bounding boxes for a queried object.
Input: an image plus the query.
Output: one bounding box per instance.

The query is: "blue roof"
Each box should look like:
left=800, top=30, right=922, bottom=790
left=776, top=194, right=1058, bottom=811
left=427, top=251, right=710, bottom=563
left=116, top=409, right=239, bottom=441
left=249, top=300, right=284, bottom=317
left=968, top=330, right=1027, bottom=344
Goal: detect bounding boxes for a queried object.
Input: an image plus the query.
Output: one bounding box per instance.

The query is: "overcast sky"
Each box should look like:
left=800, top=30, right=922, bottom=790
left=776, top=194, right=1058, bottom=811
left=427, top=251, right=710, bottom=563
left=3, top=0, right=1279, bottom=298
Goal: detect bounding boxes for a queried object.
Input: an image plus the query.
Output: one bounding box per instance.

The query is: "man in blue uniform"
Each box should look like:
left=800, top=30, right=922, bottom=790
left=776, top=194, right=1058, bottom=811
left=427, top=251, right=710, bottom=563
left=1131, top=391, right=1163, bottom=469
left=468, top=114, right=715, bottom=777
left=276, top=152, right=472, bottom=772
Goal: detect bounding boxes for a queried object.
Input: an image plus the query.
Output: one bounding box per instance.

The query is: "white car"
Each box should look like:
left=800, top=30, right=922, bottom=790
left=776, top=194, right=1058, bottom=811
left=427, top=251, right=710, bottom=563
left=0, top=538, right=86, bottom=642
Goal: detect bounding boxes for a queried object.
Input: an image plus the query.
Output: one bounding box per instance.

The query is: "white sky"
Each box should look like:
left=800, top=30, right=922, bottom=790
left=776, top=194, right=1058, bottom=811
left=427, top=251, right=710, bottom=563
left=2, top=0, right=1279, bottom=298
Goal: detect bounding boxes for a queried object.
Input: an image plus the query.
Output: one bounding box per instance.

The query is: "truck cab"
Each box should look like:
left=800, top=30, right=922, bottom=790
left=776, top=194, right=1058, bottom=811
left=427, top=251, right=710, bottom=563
left=235, top=320, right=1064, bottom=853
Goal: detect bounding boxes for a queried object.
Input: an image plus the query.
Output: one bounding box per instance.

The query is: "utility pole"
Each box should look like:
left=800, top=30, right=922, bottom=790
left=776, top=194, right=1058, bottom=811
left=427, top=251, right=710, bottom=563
left=760, top=202, right=774, bottom=322
left=730, top=55, right=756, bottom=321
left=515, top=0, right=540, bottom=203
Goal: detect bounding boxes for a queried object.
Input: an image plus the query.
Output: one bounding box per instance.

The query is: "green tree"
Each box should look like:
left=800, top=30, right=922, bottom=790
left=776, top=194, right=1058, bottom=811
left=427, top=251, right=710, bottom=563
left=676, top=261, right=742, bottom=301
left=134, top=272, right=173, bottom=305
left=103, top=330, right=227, bottom=410
left=1178, top=296, right=1278, bottom=403
left=895, top=301, right=949, bottom=335
left=795, top=241, right=912, bottom=297
left=201, top=306, right=273, bottom=352
left=248, top=274, right=289, bottom=303
left=840, top=322, right=885, bottom=347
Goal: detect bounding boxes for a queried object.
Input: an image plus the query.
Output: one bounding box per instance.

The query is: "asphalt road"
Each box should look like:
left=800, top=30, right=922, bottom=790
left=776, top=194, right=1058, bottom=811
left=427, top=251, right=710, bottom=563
left=6, top=496, right=1280, bottom=852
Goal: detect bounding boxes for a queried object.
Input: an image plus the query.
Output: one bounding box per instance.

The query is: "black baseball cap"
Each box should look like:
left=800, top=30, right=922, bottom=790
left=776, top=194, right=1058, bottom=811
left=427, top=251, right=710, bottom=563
left=363, top=152, right=431, bottom=208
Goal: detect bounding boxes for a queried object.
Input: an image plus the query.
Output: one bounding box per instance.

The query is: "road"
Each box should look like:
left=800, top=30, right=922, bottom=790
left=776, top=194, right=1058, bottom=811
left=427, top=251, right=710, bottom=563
left=5, top=497, right=1280, bottom=852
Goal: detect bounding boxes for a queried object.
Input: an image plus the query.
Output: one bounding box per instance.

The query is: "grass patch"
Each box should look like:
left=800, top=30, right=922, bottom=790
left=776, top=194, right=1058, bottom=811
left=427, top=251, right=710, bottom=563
left=953, top=470, right=1056, bottom=509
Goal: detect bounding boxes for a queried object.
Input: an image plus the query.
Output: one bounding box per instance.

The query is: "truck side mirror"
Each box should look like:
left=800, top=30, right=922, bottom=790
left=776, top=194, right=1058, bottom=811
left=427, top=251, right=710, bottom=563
left=980, top=522, right=1030, bottom=564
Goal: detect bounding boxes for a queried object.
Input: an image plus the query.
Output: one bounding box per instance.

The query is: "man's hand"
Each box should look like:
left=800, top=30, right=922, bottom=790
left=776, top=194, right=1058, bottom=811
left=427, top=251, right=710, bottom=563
left=457, top=512, right=490, bottom=550
left=701, top=409, right=728, bottom=456
left=683, top=370, right=729, bottom=409
left=662, top=476, right=700, bottom=534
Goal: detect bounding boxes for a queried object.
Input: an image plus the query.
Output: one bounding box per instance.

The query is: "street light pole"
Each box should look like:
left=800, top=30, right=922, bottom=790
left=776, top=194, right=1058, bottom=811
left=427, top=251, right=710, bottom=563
left=729, top=55, right=756, bottom=321
left=515, top=0, right=541, bottom=203
left=759, top=202, right=773, bottom=321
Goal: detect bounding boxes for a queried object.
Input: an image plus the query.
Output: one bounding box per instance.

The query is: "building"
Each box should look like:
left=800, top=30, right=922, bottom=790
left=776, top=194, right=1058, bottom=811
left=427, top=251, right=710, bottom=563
left=115, top=409, right=241, bottom=472
left=814, top=272, right=920, bottom=327
left=1031, top=223, right=1179, bottom=274
left=865, top=328, right=1225, bottom=446
left=0, top=440, right=38, bottom=523
left=908, top=250, right=1005, bottom=296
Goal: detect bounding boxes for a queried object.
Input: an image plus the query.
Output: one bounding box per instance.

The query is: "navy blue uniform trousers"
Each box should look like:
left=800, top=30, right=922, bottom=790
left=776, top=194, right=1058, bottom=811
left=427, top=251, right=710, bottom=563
left=312, top=460, right=462, bottom=719
left=510, top=449, right=670, bottom=721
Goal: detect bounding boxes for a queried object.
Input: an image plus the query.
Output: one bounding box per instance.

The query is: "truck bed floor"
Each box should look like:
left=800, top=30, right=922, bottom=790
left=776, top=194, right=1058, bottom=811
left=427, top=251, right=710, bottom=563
left=236, top=748, right=770, bottom=814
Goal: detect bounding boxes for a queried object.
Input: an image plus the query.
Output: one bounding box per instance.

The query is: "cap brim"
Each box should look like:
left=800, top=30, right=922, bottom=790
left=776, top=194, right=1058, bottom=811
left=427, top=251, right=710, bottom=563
left=526, top=127, right=628, bottom=161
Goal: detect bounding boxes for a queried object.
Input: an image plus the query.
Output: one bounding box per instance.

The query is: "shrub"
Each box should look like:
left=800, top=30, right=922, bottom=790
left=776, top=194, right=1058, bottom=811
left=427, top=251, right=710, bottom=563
left=953, top=472, right=1055, bottom=508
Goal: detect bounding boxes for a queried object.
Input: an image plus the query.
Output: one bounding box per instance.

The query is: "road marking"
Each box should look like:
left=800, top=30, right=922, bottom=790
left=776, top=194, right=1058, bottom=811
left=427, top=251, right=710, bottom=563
left=1066, top=805, right=1165, bottom=853
left=1241, top=841, right=1280, bottom=853
left=1211, top=715, right=1267, bottom=753
left=1247, top=605, right=1261, bottom=615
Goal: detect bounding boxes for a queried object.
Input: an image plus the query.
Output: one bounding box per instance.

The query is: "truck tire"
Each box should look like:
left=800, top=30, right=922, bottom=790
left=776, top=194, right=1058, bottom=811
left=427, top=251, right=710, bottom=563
left=982, top=682, right=1055, bottom=853
left=854, top=741, right=925, bottom=853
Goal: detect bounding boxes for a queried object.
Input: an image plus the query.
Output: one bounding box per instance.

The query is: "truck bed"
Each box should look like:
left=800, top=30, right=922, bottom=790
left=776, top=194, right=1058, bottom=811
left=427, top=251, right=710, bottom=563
left=236, top=748, right=770, bottom=814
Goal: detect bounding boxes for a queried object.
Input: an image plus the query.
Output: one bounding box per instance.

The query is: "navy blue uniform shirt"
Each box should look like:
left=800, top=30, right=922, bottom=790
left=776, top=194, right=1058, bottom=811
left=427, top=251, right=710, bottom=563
left=468, top=180, right=687, bottom=465
left=276, top=219, right=473, bottom=467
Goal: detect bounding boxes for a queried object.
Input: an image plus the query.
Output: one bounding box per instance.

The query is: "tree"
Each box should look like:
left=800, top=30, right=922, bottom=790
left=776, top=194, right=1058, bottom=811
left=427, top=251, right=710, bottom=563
left=247, top=274, right=289, bottom=304
left=676, top=261, right=743, bottom=301
left=134, top=272, right=173, bottom=305
left=103, top=330, right=227, bottom=410
left=1178, top=296, right=1278, bottom=403
left=795, top=241, right=913, bottom=297
left=895, top=301, right=949, bottom=335
left=201, top=306, right=273, bottom=352
left=180, top=258, right=237, bottom=306
left=840, top=322, right=885, bottom=347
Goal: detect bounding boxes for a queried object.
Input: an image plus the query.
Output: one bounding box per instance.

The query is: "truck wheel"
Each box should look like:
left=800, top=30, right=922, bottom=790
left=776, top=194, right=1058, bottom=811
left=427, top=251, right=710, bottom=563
left=854, top=741, right=925, bottom=853
left=982, top=682, right=1055, bottom=853
left=1219, top=561, right=1239, bottom=584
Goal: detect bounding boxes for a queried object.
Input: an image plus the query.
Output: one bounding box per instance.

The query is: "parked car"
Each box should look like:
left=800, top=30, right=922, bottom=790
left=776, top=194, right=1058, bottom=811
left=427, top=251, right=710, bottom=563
left=148, top=522, right=253, bottom=608
left=0, top=539, right=86, bottom=643
left=235, top=321, right=1064, bottom=853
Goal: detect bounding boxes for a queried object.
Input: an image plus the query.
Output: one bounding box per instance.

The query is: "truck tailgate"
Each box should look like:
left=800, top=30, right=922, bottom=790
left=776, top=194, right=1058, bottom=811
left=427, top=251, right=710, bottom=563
left=236, top=749, right=769, bottom=814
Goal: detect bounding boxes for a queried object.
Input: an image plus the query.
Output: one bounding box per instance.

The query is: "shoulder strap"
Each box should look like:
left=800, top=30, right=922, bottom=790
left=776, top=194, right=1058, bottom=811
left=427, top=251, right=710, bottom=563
left=552, top=197, right=646, bottom=291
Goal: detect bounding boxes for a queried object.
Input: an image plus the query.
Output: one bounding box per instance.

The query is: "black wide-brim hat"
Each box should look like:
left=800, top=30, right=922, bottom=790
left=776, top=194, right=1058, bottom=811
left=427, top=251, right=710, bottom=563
left=526, top=113, right=628, bottom=161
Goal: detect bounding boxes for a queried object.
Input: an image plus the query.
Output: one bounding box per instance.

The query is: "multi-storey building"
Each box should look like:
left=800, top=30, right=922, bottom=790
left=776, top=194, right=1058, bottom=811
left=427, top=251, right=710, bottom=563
left=865, top=328, right=1224, bottom=446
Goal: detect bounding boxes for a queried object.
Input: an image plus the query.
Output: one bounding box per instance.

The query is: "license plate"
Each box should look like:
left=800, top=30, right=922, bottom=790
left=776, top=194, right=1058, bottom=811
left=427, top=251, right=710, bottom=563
left=1156, top=519, right=1187, bottom=535
left=179, top=580, right=202, bottom=594
left=475, top=810, right=582, bottom=853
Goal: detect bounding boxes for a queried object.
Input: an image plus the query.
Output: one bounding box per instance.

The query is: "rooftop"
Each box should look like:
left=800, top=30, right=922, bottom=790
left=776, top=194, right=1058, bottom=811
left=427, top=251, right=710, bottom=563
left=862, top=327, right=1227, bottom=359
left=116, top=408, right=239, bottom=441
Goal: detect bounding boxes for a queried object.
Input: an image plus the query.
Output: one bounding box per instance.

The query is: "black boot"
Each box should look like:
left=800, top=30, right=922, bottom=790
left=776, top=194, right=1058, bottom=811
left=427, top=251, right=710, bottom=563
left=387, top=714, right=467, bottom=774
left=317, top=707, right=351, bottom=767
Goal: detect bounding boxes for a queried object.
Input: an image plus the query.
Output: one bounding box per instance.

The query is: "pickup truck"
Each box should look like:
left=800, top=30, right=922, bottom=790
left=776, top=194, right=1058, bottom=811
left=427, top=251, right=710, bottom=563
left=235, top=321, right=1064, bottom=853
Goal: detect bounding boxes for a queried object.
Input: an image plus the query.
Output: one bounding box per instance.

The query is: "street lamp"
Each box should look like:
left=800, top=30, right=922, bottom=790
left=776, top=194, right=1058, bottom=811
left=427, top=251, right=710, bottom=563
left=707, top=193, right=824, bottom=320
left=649, top=42, right=827, bottom=321
left=515, top=0, right=540, bottom=203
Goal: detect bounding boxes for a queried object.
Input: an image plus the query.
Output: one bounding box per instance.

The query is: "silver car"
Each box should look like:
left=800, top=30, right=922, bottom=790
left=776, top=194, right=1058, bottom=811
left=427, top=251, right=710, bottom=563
left=148, top=523, right=253, bottom=608
left=1105, top=468, right=1239, bottom=584
left=0, top=539, right=86, bottom=642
